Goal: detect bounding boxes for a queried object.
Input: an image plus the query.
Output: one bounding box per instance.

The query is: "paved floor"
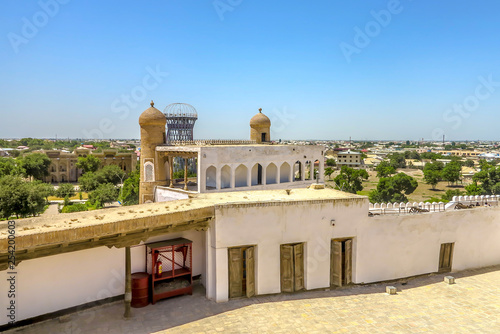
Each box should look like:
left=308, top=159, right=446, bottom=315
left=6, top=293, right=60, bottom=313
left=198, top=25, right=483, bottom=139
left=41, top=203, right=59, bottom=216
left=7, top=266, right=500, bottom=334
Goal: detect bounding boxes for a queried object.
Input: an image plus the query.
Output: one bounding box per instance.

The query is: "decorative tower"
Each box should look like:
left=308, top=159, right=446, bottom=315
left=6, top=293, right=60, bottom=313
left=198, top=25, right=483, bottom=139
left=164, top=103, right=198, bottom=142
left=250, top=108, right=271, bottom=143
left=139, top=101, right=167, bottom=203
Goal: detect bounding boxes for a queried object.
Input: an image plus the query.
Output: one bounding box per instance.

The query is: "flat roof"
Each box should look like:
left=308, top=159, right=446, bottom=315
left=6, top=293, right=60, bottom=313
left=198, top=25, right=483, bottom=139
left=0, top=187, right=363, bottom=248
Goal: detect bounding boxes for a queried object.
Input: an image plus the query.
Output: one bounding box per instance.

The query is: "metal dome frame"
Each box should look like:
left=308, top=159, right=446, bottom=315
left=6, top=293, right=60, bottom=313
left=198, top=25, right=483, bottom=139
left=163, top=103, right=198, bottom=142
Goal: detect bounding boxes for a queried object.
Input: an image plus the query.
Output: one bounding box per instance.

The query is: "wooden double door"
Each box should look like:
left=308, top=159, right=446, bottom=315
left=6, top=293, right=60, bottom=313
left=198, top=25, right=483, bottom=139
left=280, top=243, right=305, bottom=292
left=330, top=239, right=353, bottom=287
left=228, top=246, right=255, bottom=298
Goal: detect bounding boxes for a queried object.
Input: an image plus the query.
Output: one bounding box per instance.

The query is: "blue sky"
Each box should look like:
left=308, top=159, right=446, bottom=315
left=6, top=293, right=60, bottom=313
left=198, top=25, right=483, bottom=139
left=1, top=0, right=500, bottom=141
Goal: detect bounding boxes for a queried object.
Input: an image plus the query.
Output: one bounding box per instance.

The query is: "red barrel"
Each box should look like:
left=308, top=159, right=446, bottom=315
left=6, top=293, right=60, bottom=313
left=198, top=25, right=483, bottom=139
left=131, top=272, right=150, bottom=308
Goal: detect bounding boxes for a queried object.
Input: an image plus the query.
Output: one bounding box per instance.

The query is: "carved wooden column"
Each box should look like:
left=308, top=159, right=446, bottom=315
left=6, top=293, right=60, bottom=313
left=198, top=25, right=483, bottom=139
left=124, top=246, right=131, bottom=318
left=169, top=156, right=174, bottom=187
left=184, top=158, right=188, bottom=190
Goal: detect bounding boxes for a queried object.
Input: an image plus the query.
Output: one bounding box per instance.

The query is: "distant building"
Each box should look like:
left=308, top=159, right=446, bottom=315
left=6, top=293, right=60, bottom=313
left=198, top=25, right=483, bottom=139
left=32, top=147, right=137, bottom=183
left=335, top=150, right=362, bottom=168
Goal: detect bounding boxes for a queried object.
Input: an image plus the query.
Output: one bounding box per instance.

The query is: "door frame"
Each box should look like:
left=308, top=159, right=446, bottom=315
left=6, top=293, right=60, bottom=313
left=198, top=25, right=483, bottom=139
left=228, top=245, right=256, bottom=298
left=280, top=242, right=305, bottom=293
left=330, top=237, right=354, bottom=287
left=438, top=242, right=454, bottom=273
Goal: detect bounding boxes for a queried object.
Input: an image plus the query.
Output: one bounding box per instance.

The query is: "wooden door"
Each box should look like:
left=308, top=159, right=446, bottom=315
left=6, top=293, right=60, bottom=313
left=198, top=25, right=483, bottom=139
left=439, top=243, right=454, bottom=273
left=331, top=240, right=342, bottom=287
left=344, top=239, right=352, bottom=285
left=293, top=243, right=305, bottom=291
left=228, top=248, right=243, bottom=298
left=246, top=246, right=255, bottom=298
left=280, top=245, right=294, bottom=292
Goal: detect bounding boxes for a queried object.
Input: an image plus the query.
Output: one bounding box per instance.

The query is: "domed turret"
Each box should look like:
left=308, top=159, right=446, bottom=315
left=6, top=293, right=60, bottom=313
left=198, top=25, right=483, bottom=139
left=139, top=101, right=167, bottom=204
left=250, top=108, right=271, bottom=143
left=139, top=101, right=166, bottom=126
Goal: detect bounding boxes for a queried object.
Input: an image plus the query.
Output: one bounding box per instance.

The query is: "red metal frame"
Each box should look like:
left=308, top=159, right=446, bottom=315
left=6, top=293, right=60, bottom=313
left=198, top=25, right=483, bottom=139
left=146, top=238, right=193, bottom=304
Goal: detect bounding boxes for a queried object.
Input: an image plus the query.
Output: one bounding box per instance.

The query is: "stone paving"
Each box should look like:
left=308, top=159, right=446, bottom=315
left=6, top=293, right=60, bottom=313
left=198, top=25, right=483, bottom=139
left=7, top=266, right=500, bottom=334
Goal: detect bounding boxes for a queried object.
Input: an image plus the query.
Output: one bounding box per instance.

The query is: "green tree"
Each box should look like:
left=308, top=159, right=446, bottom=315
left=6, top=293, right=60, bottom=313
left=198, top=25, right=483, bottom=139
left=34, top=181, right=55, bottom=200
left=441, top=161, right=462, bottom=185
left=441, top=189, right=464, bottom=202
left=76, top=155, right=101, bottom=173
left=0, top=176, right=48, bottom=218
left=471, top=163, right=500, bottom=194
left=423, top=161, right=444, bottom=190
left=119, top=170, right=140, bottom=206
left=464, top=159, right=475, bottom=167
left=375, top=161, right=396, bottom=178
left=369, top=173, right=418, bottom=203
left=89, top=183, right=118, bottom=208
left=387, top=153, right=406, bottom=169
left=19, top=153, right=51, bottom=180
left=0, top=158, right=19, bottom=177
left=25, top=182, right=48, bottom=217
left=333, top=166, right=368, bottom=194
left=465, top=182, right=484, bottom=196
left=78, top=172, right=102, bottom=192
left=9, top=150, right=21, bottom=158
left=324, top=167, right=334, bottom=180
left=0, top=176, right=26, bottom=218
left=326, top=158, right=336, bottom=167
left=55, top=183, right=76, bottom=198
left=98, top=165, right=125, bottom=185
left=78, top=165, right=125, bottom=192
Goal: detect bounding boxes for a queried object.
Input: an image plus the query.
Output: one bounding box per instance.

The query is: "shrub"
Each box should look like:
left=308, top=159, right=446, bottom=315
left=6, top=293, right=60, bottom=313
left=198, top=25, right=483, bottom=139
left=61, top=203, right=88, bottom=213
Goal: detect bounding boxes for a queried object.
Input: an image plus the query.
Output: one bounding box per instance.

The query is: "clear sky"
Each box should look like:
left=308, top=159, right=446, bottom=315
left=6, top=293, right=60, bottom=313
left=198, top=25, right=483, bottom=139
left=1, top=0, right=500, bottom=141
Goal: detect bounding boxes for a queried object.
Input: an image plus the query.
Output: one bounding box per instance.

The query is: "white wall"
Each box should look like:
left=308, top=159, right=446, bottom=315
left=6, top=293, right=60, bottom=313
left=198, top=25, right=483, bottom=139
left=0, top=246, right=125, bottom=325
left=0, top=230, right=206, bottom=325
left=208, top=198, right=367, bottom=301
left=356, top=208, right=500, bottom=283
left=207, top=199, right=500, bottom=302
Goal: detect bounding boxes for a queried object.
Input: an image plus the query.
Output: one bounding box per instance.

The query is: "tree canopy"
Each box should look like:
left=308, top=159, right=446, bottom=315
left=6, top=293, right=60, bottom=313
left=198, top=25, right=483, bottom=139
left=375, top=161, right=396, bottom=178
left=76, top=155, right=101, bottom=173
left=386, top=153, right=407, bottom=169
left=19, top=153, right=51, bottom=180
left=78, top=165, right=125, bottom=192
left=0, top=176, right=49, bottom=218
left=324, top=167, right=334, bottom=180
left=326, top=158, right=336, bottom=167
left=470, top=162, right=500, bottom=195
left=88, top=183, right=119, bottom=209
left=441, top=161, right=462, bottom=185
left=333, top=166, right=368, bottom=194
left=369, top=173, right=418, bottom=203
left=423, top=161, right=444, bottom=189
left=119, top=170, right=140, bottom=206
left=55, top=183, right=76, bottom=199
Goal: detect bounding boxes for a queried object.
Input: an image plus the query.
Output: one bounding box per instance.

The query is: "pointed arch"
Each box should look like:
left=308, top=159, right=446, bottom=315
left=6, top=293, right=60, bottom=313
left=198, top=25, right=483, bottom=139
left=251, top=163, right=263, bottom=186
left=221, top=165, right=231, bottom=189
left=280, top=162, right=291, bottom=183
left=293, top=161, right=302, bottom=181
left=266, top=163, right=278, bottom=184
left=205, top=166, right=216, bottom=190
left=144, top=162, right=154, bottom=182
left=235, top=164, right=248, bottom=187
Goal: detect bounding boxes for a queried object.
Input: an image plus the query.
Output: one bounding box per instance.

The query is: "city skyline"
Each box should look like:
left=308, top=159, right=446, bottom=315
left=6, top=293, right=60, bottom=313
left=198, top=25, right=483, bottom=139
left=2, top=1, right=500, bottom=141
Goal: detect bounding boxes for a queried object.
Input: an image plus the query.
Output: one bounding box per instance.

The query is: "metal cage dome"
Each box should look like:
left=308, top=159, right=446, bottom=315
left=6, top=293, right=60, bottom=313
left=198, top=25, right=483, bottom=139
left=163, top=103, right=198, bottom=142
left=163, top=103, right=198, bottom=119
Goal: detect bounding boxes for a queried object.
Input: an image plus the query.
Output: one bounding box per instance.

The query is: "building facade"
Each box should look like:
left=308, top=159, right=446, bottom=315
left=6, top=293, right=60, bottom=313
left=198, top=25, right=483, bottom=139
left=35, top=147, right=137, bottom=183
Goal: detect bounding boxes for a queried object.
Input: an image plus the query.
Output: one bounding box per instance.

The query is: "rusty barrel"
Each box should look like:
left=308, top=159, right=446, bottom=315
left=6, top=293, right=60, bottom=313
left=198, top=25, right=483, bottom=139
left=131, top=272, right=150, bottom=308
